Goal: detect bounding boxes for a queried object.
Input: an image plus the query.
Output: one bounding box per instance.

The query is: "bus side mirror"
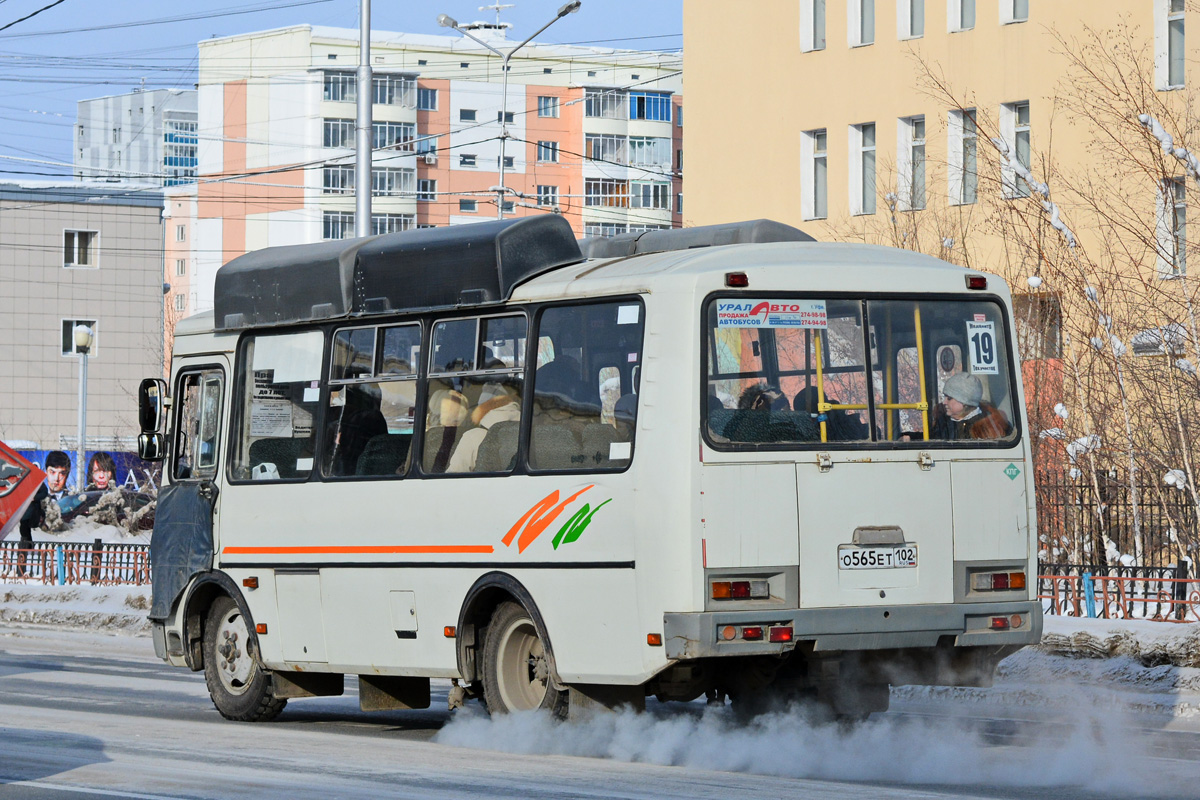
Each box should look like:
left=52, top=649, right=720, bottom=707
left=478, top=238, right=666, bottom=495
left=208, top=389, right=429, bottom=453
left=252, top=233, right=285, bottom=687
left=138, top=432, right=166, bottom=462
left=139, top=378, right=167, bottom=432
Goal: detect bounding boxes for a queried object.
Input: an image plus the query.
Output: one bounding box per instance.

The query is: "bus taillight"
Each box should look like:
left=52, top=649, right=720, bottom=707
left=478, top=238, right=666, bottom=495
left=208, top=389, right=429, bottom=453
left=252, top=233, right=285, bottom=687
left=970, top=571, right=1026, bottom=591
left=768, top=625, right=793, bottom=643
left=711, top=579, right=770, bottom=600
left=741, top=626, right=763, bottom=641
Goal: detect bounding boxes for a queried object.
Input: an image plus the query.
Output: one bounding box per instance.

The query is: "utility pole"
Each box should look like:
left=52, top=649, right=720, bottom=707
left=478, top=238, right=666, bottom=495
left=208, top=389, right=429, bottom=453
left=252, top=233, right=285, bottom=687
left=355, top=0, right=373, bottom=237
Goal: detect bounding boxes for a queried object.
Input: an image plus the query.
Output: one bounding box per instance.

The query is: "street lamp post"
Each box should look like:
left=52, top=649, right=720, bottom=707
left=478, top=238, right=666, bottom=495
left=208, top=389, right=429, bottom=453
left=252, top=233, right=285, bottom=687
left=438, top=2, right=581, bottom=219
left=73, top=324, right=94, bottom=491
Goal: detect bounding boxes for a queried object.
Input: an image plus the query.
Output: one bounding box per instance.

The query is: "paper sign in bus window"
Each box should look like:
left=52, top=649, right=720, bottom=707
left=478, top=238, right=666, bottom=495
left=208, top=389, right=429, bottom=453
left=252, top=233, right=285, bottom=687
left=966, top=320, right=999, bottom=375
left=717, top=299, right=828, bottom=328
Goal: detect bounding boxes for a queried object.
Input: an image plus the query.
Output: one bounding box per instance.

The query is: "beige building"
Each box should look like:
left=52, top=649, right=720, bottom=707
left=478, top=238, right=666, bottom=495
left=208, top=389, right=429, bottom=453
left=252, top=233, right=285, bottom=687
left=683, top=0, right=1188, bottom=280
left=0, top=182, right=165, bottom=450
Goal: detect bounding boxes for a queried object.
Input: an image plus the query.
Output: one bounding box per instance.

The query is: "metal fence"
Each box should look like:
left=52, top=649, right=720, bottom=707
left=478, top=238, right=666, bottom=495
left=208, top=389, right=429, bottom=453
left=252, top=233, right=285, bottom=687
left=0, top=540, right=150, bottom=586
left=1039, top=573, right=1200, bottom=622
left=1037, top=473, right=1198, bottom=568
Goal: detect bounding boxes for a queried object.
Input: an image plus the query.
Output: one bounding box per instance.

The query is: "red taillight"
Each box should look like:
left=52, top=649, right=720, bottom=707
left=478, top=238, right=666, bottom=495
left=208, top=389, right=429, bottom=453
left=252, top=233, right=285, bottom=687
left=731, top=581, right=752, bottom=599
left=991, top=573, right=1011, bottom=590
left=742, top=626, right=763, bottom=641
left=965, top=275, right=988, bottom=290
left=989, top=616, right=1010, bottom=631
left=768, top=625, right=793, bottom=643
left=725, top=272, right=749, bottom=288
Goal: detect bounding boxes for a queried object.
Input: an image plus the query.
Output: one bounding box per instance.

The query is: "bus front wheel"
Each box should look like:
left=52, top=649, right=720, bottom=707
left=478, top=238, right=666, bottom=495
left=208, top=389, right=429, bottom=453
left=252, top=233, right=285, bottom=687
left=202, top=595, right=286, bottom=722
left=481, top=601, right=568, bottom=717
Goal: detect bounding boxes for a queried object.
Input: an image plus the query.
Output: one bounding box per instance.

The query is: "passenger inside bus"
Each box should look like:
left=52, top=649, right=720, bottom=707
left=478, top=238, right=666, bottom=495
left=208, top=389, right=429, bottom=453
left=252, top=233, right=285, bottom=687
left=326, top=379, right=388, bottom=476
left=422, top=388, right=469, bottom=473
left=928, top=373, right=1011, bottom=440
left=794, top=386, right=868, bottom=441
left=722, top=383, right=819, bottom=443
left=448, top=382, right=521, bottom=473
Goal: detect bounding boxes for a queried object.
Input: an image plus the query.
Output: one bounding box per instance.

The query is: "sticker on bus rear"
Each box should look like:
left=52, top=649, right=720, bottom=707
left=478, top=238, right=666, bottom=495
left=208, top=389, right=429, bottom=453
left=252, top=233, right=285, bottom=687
left=716, top=299, right=827, bottom=329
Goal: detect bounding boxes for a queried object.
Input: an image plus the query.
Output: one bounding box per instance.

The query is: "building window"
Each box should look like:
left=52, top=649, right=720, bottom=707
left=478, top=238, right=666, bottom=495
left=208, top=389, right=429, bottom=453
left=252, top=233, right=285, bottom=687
left=373, top=74, right=416, bottom=106
left=323, top=164, right=354, bottom=194
left=371, top=213, right=414, bottom=235
left=459, top=199, right=478, bottom=213
left=801, top=0, right=827, bottom=51
left=1000, top=101, right=1031, bottom=198
left=584, top=89, right=626, bottom=119
left=849, top=0, right=875, bottom=46
left=949, top=0, right=975, bottom=31
left=537, top=185, right=558, bottom=207
left=459, top=108, right=477, bottom=122
left=850, top=123, right=876, bottom=215
left=373, top=121, right=415, bottom=151
left=677, top=106, right=683, bottom=126
left=417, top=87, right=438, bottom=110
left=175, top=224, right=186, bottom=242
left=583, top=222, right=628, bottom=238
left=801, top=128, right=828, bottom=220
left=537, top=140, right=559, bottom=162
left=1169, top=0, right=1186, bottom=88
left=418, top=179, right=436, bottom=201
left=537, top=95, right=560, bottom=117
left=175, top=259, right=186, bottom=277
left=174, top=294, right=187, bottom=313
left=496, top=155, right=514, bottom=169
left=1158, top=177, right=1188, bottom=277
left=460, top=62, right=469, bottom=69
left=676, top=193, right=683, bottom=213
left=630, top=181, right=671, bottom=209
left=628, top=136, right=671, bottom=167
left=585, top=179, right=630, bottom=207
left=1013, top=293, right=1063, bottom=360
left=677, top=148, right=683, bottom=171
left=1000, top=0, right=1028, bottom=24
left=416, top=135, right=440, bottom=156
left=949, top=108, right=978, bottom=205
left=585, top=134, right=626, bottom=163
left=64, top=230, right=97, bottom=268
left=900, top=0, right=924, bottom=38
left=112, top=127, right=120, bottom=144
left=497, top=111, right=515, bottom=123
left=899, top=115, right=926, bottom=211
left=629, top=91, right=671, bottom=122
left=323, top=118, right=355, bottom=148
left=61, top=319, right=97, bottom=356
left=502, top=200, right=515, bottom=212
left=372, top=167, right=415, bottom=197
left=323, top=211, right=355, bottom=240
left=323, top=71, right=356, bottom=101
left=460, top=154, right=477, bottom=167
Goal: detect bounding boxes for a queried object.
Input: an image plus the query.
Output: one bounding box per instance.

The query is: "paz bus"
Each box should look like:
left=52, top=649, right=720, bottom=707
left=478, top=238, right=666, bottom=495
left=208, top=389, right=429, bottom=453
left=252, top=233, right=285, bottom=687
left=139, top=216, right=1040, bottom=721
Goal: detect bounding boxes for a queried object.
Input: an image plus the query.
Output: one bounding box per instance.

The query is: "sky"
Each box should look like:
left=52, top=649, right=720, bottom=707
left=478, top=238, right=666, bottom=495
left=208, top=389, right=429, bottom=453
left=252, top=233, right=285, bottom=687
left=0, top=0, right=683, bottom=181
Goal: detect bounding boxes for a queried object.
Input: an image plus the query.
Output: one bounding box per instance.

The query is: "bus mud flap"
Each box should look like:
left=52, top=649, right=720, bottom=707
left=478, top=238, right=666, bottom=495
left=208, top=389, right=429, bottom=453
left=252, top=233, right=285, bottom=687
left=358, top=675, right=431, bottom=710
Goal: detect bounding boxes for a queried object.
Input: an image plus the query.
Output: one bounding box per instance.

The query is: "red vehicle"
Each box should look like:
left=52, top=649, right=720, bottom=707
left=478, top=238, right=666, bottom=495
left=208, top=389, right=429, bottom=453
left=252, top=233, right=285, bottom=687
left=0, top=441, right=44, bottom=541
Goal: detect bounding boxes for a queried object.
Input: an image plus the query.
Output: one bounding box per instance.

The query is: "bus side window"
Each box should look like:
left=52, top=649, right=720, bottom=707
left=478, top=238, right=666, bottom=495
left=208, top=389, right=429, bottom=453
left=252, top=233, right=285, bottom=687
left=230, top=330, right=324, bottom=482
left=530, top=300, right=644, bottom=472
left=173, top=369, right=223, bottom=481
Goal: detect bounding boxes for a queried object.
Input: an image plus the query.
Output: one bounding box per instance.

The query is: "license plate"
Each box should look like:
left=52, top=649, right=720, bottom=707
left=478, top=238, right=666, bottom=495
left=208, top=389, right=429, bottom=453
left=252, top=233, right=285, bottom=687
left=837, top=544, right=918, bottom=570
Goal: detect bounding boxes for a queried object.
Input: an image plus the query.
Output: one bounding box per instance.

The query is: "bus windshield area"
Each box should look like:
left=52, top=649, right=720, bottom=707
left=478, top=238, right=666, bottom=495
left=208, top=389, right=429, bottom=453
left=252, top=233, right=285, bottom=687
left=706, top=296, right=1018, bottom=447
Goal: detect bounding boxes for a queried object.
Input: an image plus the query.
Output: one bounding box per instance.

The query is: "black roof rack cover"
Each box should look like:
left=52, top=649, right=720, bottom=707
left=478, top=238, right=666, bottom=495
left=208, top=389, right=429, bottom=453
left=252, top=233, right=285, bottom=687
left=579, top=218, right=815, bottom=259
left=214, top=215, right=583, bottom=331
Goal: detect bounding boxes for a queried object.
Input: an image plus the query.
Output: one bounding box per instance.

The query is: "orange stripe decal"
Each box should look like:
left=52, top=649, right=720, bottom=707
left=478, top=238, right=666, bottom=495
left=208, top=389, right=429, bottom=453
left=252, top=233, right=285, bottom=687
left=515, top=485, right=594, bottom=554
left=223, top=545, right=495, bottom=555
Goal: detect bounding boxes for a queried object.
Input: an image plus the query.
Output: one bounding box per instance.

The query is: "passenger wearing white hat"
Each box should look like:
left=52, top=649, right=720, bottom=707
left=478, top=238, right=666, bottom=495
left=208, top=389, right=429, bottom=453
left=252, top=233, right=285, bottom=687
left=446, top=382, right=521, bottom=472
left=930, top=373, right=1010, bottom=440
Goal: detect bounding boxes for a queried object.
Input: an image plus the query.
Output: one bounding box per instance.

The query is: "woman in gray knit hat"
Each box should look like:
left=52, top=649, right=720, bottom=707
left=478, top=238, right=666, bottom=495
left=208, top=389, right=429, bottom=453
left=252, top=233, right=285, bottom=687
left=930, top=373, right=1010, bottom=440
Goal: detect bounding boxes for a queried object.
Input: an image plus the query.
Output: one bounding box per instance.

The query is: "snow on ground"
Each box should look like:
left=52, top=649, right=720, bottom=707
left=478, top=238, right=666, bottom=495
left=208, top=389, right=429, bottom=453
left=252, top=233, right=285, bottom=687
left=0, top=583, right=151, bottom=634
left=2, top=517, right=150, bottom=545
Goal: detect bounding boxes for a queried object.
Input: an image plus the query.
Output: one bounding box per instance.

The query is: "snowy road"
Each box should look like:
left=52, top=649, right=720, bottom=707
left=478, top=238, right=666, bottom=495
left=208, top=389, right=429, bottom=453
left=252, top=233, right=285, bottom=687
left=2, top=624, right=1200, bottom=800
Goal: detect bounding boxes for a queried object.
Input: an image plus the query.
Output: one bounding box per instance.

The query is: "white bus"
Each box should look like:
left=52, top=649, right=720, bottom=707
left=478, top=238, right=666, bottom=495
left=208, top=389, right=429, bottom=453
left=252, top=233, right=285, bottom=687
left=140, top=216, right=1040, bottom=722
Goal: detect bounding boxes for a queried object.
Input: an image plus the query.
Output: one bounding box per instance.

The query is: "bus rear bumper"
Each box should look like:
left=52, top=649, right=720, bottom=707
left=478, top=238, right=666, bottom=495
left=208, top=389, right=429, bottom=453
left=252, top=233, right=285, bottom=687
left=663, top=601, right=1041, bottom=660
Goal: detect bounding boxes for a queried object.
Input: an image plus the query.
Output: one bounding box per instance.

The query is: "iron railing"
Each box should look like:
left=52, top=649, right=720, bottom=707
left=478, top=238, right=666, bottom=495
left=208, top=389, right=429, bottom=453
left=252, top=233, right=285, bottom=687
left=0, top=540, right=150, bottom=586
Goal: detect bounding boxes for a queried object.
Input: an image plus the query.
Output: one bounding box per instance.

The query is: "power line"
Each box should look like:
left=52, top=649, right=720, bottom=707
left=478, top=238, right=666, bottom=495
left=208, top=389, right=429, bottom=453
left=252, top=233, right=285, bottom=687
left=0, top=0, right=67, bottom=35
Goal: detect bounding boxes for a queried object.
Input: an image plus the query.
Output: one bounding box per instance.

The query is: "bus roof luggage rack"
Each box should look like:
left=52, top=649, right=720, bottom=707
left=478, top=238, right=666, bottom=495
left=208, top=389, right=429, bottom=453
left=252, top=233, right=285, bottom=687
left=579, top=219, right=815, bottom=259
left=214, top=215, right=583, bottom=331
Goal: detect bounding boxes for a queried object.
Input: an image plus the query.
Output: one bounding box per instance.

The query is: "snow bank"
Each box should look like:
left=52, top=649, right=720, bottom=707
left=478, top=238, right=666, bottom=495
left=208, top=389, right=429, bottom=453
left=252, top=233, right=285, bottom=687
left=2, top=518, right=150, bottom=545
left=0, top=584, right=151, bottom=634
left=1038, top=614, right=1200, bottom=667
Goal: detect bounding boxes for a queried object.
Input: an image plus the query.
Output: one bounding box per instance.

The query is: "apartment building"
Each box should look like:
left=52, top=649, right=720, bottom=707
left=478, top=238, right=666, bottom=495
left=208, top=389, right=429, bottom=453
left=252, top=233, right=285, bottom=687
left=0, top=182, right=165, bottom=450
left=187, top=24, right=683, bottom=314
left=683, top=0, right=1188, bottom=282
left=75, top=89, right=198, bottom=186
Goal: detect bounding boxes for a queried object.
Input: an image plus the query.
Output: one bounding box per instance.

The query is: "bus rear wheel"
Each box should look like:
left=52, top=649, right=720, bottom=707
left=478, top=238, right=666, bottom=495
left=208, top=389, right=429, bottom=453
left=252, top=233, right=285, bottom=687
left=481, top=601, right=568, bottom=717
left=202, top=595, right=286, bottom=722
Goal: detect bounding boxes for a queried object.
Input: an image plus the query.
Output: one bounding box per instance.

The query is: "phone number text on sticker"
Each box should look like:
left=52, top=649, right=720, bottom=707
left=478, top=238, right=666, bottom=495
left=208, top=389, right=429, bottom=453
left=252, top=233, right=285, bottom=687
left=717, top=299, right=828, bottom=328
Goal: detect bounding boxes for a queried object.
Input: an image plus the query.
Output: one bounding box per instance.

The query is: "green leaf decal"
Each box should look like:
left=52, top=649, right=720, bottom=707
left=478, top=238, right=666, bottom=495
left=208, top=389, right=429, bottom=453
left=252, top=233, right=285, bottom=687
left=551, top=498, right=612, bottom=550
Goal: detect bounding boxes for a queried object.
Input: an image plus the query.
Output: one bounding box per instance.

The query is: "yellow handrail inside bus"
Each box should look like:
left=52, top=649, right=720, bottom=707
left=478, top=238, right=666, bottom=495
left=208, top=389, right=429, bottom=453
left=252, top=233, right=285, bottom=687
left=812, top=304, right=930, bottom=443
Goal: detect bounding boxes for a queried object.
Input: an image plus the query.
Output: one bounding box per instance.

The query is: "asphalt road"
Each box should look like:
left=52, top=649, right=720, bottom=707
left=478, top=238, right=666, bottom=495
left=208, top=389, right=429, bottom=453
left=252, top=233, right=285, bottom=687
left=1, top=624, right=1198, bottom=800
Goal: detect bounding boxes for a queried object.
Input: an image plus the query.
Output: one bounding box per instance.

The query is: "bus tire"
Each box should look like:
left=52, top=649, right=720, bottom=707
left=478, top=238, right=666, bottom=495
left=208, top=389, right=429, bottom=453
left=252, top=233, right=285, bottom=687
left=481, top=601, right=568, bottom=718
left=202, top=595, right=286, bottom=722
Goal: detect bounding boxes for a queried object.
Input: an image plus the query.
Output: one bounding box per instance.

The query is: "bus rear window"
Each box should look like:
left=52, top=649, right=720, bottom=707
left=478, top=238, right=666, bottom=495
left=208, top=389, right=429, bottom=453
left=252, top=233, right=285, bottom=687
left=706, top=297, right=1018, bottom=447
